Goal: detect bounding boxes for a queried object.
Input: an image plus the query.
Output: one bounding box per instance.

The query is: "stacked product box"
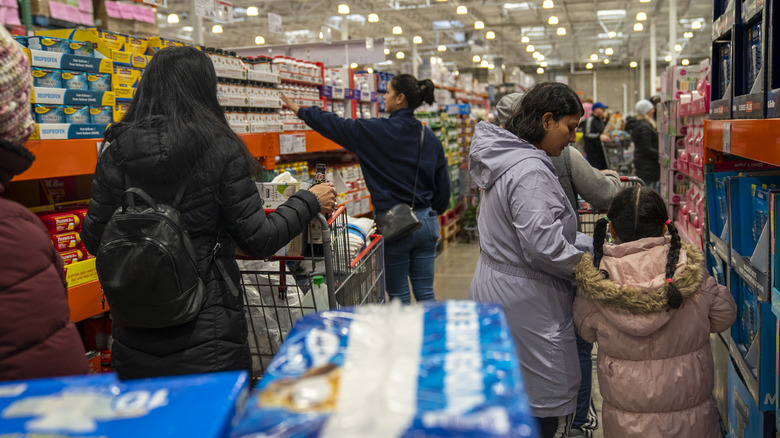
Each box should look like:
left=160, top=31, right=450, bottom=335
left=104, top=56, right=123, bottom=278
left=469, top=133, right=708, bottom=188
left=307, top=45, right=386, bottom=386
left=766, top=0, right=780, bottom=117
left=37, top=208, right=92, bottom=266
left=732, top=0, right=768, bottom=119
left=353, top=72, right=379, bottom=119
left=319, top=67, right=354, bottom=123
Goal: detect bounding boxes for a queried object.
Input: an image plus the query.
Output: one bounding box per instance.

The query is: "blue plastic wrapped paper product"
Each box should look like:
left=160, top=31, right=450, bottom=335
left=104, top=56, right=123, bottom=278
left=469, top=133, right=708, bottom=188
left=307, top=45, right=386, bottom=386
left=0, top=371, right=249, bottom=437
left=232, top=300, right=538, bottom=438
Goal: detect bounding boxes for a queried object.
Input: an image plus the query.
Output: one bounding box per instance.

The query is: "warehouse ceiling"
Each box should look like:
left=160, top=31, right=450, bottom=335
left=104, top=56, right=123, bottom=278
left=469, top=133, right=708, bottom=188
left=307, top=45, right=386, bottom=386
left=156, top=0, right=713, bottom=72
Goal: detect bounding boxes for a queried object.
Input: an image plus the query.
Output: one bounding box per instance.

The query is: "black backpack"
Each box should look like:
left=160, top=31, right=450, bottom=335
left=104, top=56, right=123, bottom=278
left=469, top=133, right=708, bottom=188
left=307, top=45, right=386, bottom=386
left=95, top=181, right=206, bottom=328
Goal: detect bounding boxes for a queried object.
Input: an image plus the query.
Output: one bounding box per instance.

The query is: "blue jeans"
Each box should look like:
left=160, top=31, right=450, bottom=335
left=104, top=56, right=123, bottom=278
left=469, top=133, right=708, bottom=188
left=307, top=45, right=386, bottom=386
left=573, top=334, right=596, bottom=430
left=383, top=207, right=439, bottom=304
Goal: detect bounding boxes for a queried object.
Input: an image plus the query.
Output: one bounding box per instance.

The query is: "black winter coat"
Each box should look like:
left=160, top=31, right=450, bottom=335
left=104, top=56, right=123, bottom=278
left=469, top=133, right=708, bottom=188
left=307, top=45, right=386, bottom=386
left=625, top=117, right=660, bottom=183
left=81, top=117, right=320, bottom=379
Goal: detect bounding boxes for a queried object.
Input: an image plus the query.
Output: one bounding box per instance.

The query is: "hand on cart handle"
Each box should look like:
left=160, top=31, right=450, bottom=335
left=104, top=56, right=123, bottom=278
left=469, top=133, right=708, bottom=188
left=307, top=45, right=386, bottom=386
left=599, top=134, right=610, bottom=142
left=309, top=183, right=338, bottom=215
left=280, top=94, right=301, bottom=116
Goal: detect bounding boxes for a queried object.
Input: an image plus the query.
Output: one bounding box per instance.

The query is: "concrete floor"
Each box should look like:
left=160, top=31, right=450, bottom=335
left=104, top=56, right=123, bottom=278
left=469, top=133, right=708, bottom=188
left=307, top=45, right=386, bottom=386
left=433, top=241, right=605, bottom=438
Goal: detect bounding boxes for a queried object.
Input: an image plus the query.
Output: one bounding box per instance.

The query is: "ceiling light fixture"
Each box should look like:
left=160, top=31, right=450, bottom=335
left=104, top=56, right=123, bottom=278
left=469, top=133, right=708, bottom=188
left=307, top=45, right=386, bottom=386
left=488, top=63, right=495, bottom=69
left=473, top=55, right=481, bottom=62
left=636, top=12, right=647, bottom=20
left=212, top=24, right=223, bottom=33
left=605, top=47, right=613, bottom=55
left=246, top=6, right=258, bottom=16
left=486, top=31, right=496, bottom=39
left=630, top=61, right=638, bottom=67
left=664, top=54, right=672, bottom=61
left=392, top=26, right=402, bottom=34
left=533, top=51, right=541, bottom=59
left=557, top=27, right=566, bottom=35
left=167, top=13, right=179, bottom=23
left=368, top=13, right=379, bottom=22
left=675, top=44, right=682, bottom=51
left=682, top=59, right=690, bottom=65
left=548, top=16, right=558, bottom=25
left=608, top=31, right=616, bottom=38
left=590, top=53, right=598, bottom=61
left=540, top=61, right=548, bottom=67
left=337, top=4, right=349, bottom=14
left=684, top=31, right=693, bottom=38
left=586, top=62, right=593, bottom=69
left=480, top=60, right=488, bottom=67
left=543, top=0, right=554, bottom=8
left=521, top=36, right=530, bottom=43
left=255, top=36, right=265, bottom=44
left=456, top=5, right=467, bottom=14
left=367, top=67, right=374, bottom=73
left=639, top=0, right=651, bottom=3
left=396, top=51, right=405, bottom=59
left=537, top=54, right=545, bottom=61
left=691, top=21, right=702, bottom=29
left=604, top=59, right=609, bottom=64
left=537, top=67, right=544, bottom=74
left=526, top=44, right=535, bottom=52
left=413, top=35, right=422, bottom=44
left=350, top=63, right=358, bottom=68
left=438, top=44, right=447, bottom=51
left=634, top=22, right=644, bottom=31
left=384, top=48, right=390, bottom=55
left=475, top=20, right=484, bottom=29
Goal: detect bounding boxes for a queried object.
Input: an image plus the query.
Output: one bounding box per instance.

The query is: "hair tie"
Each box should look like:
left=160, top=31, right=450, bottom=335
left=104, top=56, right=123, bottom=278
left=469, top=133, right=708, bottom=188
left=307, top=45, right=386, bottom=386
left=604, top=216, right=610, bottom=223
left=665, top=219, right=672, bottom=225
left=667, top=278, right=673, bottom=283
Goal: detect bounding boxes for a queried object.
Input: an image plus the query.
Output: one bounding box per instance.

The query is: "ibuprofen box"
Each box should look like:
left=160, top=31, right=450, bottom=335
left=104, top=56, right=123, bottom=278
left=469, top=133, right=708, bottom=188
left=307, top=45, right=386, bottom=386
left=0, top=371, right=249, bottom=437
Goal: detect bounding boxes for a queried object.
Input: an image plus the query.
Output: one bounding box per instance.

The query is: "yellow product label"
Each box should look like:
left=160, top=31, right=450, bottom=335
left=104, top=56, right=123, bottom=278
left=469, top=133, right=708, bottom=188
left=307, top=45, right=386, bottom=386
left=61, top=72, right=74, bottom=79
left=41, top=38, right=56, bottom=47
left=101, top=92, right=116, bottom=107
left=29, top=124, right=40, bottom=140
left=64, top=258, right=98, bottom=287
left=63, top=107, right=78, bottom=114
left=35, top=106, right=51, bottom=114
left=112, top=67, right=140, bottom=88
left=131, top=54, right=148, bottom=68
left=98, top=58, right=113, bottom=74
left=89, top=108, right=103, bottom=115
left=124, top=37, right=149, bottom=55
left=97, top=31, right=126, bottom=52
left=32, top=69, right=48, bottom=77
left=113, top=87, right=135, bottom=100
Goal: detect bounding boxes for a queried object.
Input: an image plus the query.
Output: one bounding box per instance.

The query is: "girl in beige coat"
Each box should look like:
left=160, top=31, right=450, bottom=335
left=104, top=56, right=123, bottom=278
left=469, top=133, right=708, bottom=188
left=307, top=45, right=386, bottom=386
left=574, top=187, right=736, bottom=438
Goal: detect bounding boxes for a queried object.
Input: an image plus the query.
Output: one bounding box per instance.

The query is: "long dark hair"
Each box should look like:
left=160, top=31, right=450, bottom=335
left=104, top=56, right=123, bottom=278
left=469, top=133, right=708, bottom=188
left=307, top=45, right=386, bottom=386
left=593, top=187, right=683, bottom=309
left=505, top=82, right=583, bottom=144
left=391, top=74, right=435, bottom=110
left=106, top=46, right=253, bottom=175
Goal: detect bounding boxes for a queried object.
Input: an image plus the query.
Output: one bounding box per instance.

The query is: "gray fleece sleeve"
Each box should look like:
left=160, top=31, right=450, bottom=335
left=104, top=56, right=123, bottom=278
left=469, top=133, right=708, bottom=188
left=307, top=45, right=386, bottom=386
left=568, top=147, right=621, bottom=210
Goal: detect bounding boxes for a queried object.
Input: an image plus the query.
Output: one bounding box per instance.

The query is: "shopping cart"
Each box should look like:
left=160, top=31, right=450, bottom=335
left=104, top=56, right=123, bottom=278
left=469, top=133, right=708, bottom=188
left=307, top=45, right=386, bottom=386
left=602, top=138, right=635, bottom=174
left=579, top=176, right=644, bottom=237
left=238, top=206, right=385, bottom=380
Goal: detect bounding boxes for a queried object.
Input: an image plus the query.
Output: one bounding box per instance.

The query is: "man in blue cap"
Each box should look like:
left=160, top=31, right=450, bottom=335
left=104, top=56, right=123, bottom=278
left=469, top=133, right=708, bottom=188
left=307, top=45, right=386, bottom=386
left=583, top=101, right=610, bottom=170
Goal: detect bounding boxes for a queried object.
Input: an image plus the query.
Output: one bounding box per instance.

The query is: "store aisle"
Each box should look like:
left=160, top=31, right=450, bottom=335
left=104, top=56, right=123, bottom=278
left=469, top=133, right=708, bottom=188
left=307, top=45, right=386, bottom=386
left=433, top=241, right=605, bottom=438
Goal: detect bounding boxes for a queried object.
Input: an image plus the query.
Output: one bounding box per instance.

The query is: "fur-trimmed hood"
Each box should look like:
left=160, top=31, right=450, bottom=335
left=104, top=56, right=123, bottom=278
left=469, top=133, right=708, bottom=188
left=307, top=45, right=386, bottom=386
left=576, top=237, right=705, bottom=336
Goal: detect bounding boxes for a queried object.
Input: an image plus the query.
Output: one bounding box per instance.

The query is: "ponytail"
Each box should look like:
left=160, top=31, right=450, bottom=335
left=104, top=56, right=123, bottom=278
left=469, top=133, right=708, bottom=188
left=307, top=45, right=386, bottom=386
left=418, top=79, right=435, bottom=105
left=592, top=217, right=609, bottom=270
left=390, top=74, right=436, bottom=110
left=664, top=221, right=683, bottom=309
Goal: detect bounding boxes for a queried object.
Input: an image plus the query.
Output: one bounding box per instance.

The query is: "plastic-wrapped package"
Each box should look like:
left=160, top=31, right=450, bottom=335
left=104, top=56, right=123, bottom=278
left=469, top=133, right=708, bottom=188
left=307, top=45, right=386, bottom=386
left=232, top=300, right=538, bottom=438
left=346, top=216, right=374, bottom=258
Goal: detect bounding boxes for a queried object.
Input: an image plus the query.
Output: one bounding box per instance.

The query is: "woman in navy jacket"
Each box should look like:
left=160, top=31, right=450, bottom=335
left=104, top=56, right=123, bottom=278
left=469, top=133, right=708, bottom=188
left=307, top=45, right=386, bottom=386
left=282, top=74, right=450, bottom=304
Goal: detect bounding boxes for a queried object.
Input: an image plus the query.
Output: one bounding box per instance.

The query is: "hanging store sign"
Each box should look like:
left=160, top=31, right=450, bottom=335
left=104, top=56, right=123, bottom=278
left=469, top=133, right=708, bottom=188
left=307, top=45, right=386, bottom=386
left=194, top=0, right=215, bottom=19
left=268, top=12, right=282, bottom=34
left=213, top=0, right=233, bottom=23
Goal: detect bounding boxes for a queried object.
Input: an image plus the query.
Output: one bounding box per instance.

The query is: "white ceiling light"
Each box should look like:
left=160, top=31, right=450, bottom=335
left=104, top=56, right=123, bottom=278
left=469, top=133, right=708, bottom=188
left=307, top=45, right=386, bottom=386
left=350, top=63, right=358, bottom=68
left=475, top=20, right=484, bottom=29
left=384, top=48, right=390, bottom=55
left=664, top=54, right=672, bottom=61
left=684, top=31, right=693, bottom=38
left=634, top=23, right=644, bottom=31
left=255, top=36, right=265, bottom=44
left=488, top=63, right=495, bottom=69
left=548, top=16, right=558, bottom=25
left=413, top=35, right=422, bottom=44
left=368, top=13, right=379, bottom=22
left=533, top=51, right=541, bottom=59
left=473, top=55, right=481, bottom=62
left=480, top=60, right=489, bottom=67
left=396, top=51, right=405, bottom=59
left=590, top=53, right=598, bottom=61
left=486, top=31, right=496, bottom=39
left=338, top=4, right=349, bottom=14
left=608, top=31, right=616, bottom=38
left=605, top=47, right=613, bottom=55
left=212, top=24, right=223, bottom=33
left=557, top=27, right=566, bottom=35
left=521, top=36, right=530, bottom=43
left=604, top=59, right=609, bottom=64
left=639, top=0, right=650, bottom=3
left=392, top=26, right=402, bottom=34
left=537, top=67, right=544, bottom=74
left=456, top=5, right=467, bottom=14
left=636, top=12, right=647, bottom=21
left=167, top=13, right=179, bottom=23
left=691, top=21, right=702, bottom=29
left=526, top=44, right=535, bottom=52
left=543, top=0, right=554, bottom=8
left=586, top=62, right=593, bottom=69
left=437, top=45, right=447, bottom=51
left=682, top=59, right=690, bottom=65
left=630, top=61, right=638, bottom=67
left=367, top=67, right=374, bottom=73
left=246, top=6, right=258, bottom=16
left=538, top=54, right=545, bottom=61
left=454, top=71, right=459, bottom=76
left=540, top=61, right=548, bottom=67
left=675, top=44, right=682, bottom=51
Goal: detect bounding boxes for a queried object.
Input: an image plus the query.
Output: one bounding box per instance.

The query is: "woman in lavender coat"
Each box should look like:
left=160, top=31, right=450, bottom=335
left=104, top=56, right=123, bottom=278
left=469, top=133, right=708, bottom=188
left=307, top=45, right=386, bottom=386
left=469, top=82, right=591, bottom=438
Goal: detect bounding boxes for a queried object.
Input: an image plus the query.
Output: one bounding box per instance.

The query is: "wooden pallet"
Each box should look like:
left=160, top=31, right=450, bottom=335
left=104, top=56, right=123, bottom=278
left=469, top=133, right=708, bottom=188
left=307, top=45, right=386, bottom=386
left=438, top=220, right=461, bottom=252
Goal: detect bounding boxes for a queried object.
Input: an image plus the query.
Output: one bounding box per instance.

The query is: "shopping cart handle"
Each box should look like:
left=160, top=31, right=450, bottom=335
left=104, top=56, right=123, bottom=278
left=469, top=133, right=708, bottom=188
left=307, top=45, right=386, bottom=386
left=350, top=234, right=383, bottom=269
left=618, top=176, right=645, bottom=185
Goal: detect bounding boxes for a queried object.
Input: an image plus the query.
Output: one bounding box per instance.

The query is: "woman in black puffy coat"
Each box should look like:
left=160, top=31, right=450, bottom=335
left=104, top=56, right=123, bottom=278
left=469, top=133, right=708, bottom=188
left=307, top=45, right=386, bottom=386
left=80, top=46, right=336, bottom=379
left=626, top=99, right=660, bottom=191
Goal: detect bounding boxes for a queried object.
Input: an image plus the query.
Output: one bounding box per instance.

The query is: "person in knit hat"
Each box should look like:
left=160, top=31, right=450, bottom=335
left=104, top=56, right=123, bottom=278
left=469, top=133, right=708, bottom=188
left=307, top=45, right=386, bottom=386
left=625, top=99, right=660, bottom=191
left=0, top=25, right=88, bottom=380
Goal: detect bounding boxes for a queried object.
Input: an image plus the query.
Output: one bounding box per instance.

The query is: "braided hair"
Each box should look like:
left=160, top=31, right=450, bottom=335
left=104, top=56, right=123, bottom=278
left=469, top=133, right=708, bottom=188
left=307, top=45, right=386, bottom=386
left=592, top=187, right=683, bottom=308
